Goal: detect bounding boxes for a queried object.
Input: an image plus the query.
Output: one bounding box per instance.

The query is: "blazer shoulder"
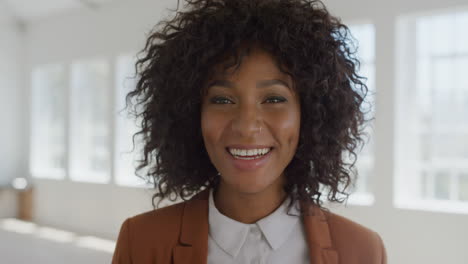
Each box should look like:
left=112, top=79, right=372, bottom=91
left=131, top=201, right=185, bottom=225
left=118, top=200, right=189, bottom=253
left=324, top=210, right=387, bottom=264
left=112, top=201, right=188, bottom=264
left=128, top=201, right=186, bottom=241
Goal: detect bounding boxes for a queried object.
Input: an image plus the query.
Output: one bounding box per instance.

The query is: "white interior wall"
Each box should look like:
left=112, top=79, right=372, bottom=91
left=0, top=3, right=24, bottom=218
left=19, top=0, right=468, bottom=263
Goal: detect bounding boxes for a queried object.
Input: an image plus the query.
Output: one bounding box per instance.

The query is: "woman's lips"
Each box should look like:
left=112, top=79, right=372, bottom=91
left=225, top=147, right=273, bottom=171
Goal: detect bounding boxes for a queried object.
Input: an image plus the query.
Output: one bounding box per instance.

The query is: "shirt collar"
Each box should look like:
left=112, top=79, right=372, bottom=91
left=208, top=189, right=249, bottom=257
left=257, top=194, right=300, bottom=250
left=208, top=189, right=301, bottom=257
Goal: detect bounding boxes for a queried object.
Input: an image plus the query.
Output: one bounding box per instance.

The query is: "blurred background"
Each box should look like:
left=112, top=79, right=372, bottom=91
left=0, top=0, right=467, bottom=263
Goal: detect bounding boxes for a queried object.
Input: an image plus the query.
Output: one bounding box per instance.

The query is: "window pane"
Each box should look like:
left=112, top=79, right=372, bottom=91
left=420, top=132, right=431, bottom=161
left=434, top=170, right=451, bottom=200
left=428, top=14, right=456, bottom=56
left=459, top=172, right=468, bottom=201
left=455, top=13, right=468, bottom=53
left=114, top=55, right=149, bottom=187
left=349, top=24, right=376, bottom=63
left=355, top=156, right=373, bottom=193
left=410, top=11, right=468, bottom=204
left=69, top=60, right=111, bottom=183
left=454, top=57, right=468, bottom=126
left=432, top=133, right=468, bottom=159
left=348, top=23, right=376, bottom=198
left=420, top=170, right=430, bottom=199
left=432, top=58, right=456, bottom=126
left=30, top=65, right=66, bottom=179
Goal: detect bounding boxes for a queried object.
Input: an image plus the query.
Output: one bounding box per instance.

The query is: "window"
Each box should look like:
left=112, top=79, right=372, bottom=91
left=396, top=11, right=468, bottom=213
left=114, top=55, right=149, bottom=187
left=346, top=23, right=376, bottom=205
left=69, top=59, right=111, bottom=183
left=30, top=55, right=152, bottom=186
left=30, top=65, right=67, bottom=179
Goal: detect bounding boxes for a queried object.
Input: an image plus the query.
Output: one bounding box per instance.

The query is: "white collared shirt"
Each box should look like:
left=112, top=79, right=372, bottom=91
left=207, top=189, right=310, bottom=264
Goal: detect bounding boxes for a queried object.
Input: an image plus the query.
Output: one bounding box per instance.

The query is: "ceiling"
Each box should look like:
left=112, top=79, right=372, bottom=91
left=1, top=0, right=119, bottom=22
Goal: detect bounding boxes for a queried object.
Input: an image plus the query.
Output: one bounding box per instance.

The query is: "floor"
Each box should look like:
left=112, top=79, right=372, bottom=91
left=0, top=218, right=113, bottom=264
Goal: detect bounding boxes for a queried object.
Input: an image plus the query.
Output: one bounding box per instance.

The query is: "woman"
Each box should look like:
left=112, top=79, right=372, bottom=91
left=113, top=0, right=387, bottom=263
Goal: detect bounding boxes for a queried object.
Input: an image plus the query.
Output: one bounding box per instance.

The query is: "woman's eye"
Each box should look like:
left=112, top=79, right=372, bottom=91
left=209, top=96, right=286, bottom=104
left=210, top=97, right=233, bottom=104
left=264, top=96, right=287, bottom=103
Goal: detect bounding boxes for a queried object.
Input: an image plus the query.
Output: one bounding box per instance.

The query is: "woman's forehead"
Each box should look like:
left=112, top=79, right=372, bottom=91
left=209, top=47, right=290, bottom=80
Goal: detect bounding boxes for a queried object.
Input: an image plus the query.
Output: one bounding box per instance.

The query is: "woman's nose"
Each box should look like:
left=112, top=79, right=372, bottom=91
left=230, top=103, right=262, bottom=137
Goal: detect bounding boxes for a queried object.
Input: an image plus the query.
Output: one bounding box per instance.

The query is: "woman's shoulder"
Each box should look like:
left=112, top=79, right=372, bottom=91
left=120, top=190, right=210, bottom=244
left=112, top=201, right=190, bottom=263
left=323, top=210, right=379, bottom=236
left=126, top=201, right=186, bottom=236
left=322, top=209, right=386, bottom=262
left=131, top=200, right=185, bottom=223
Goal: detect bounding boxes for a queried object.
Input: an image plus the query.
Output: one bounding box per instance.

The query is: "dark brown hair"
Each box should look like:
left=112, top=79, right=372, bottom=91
left=126, top=0, right=372, bottom=209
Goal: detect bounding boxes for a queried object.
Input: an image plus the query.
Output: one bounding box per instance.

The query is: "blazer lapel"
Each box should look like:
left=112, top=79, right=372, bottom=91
left=173, top=189, right=338, bottom=264
left=173, top=189, right=210, bottom=264
left=301, top=202, right=339, bottom=264
left=172, top=246, right=193, bottom=263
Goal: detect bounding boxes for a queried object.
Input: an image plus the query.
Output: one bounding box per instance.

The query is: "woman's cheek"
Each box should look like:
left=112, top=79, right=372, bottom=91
left=201, top=109, right=229, bottom=143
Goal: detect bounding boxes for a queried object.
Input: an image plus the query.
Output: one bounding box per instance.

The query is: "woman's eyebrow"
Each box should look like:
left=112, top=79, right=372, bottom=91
left=257, top=79, right=291, bottom=89
left=208, top=79, right=291, bottom=90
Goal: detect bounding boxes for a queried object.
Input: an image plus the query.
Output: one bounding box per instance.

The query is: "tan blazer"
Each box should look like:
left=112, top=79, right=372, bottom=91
left=112, top=189, right=387, bottom=264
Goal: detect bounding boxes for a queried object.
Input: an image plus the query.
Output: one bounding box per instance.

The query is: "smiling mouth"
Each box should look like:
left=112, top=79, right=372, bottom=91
left=225, top=147, right=274, bottom=160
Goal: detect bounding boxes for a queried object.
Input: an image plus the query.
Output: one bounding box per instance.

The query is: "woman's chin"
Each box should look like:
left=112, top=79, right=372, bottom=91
left=220, top=175, right=280, bottom=196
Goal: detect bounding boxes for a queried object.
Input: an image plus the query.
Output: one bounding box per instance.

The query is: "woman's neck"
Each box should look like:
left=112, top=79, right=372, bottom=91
left=213, top=179, right=287, bottom=224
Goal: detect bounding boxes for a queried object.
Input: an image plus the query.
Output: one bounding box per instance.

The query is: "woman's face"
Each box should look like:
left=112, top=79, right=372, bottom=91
left=201, top=47, right=301, bottom=195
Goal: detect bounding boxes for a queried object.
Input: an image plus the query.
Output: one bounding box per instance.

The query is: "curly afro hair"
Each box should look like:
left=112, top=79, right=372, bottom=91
left=126, top=0, right=372, bottom=209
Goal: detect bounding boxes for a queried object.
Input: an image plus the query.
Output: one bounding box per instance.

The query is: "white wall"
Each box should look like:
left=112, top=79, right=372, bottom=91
left=32, top=179, right=154, bottom=239
left=0, top=3, right=24, bottom=218
left=20, top=0, right=468, bottom=263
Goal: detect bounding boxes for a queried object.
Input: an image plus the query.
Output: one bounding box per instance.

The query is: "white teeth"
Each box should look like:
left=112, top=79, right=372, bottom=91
left=228, top=147, right=271, bottom=158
